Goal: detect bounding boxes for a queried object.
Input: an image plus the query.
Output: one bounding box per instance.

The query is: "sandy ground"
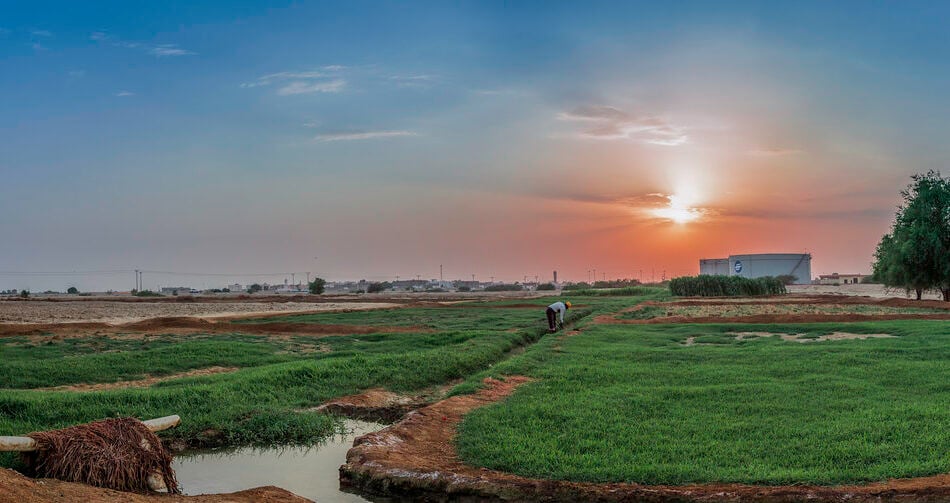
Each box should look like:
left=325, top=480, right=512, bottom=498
left=0, top=468, right=311, bottom=503
left=788, top=283, right=945, bottom=299
left=0, top=301, right=397, bottom=324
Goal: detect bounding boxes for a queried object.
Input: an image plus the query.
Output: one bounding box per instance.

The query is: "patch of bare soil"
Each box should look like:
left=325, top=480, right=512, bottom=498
left=0, top=316, right=431, bottom=339
left=730, top=331, right=896, bottom=343
left=312, top=389, right=426, bottom=423
left=0, top=300, right=399, bottom=325
left=597, top=297, right=950, bottom=325
left=34, top=367, right=239, bottom=393
left=340, top=376, right=950, bottom=502
left=0, top=467, right=312, bottom=503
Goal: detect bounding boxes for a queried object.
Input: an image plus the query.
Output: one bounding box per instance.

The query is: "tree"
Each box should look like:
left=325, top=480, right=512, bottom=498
left=872, top=171, right=950, bottom=300
left=20, top=290, right=29, bottom=298
left=367, top=282, right=390, bottom=293
left=248, top=283, right=263, bottom=293
left=309, top=277, right=326, bottom=295
left=67, top=287, right=79, bottom=294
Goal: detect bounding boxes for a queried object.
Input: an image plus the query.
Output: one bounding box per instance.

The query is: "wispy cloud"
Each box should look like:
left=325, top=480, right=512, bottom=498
left=388, top=74, right=437, bottom=88
left=0, top=28, right=10, bottom=37
left=558, top=105, right=688, bottom=146
left=242, top=67, right=346, bottom=95
left=30, top=30, right=53, bottom=37
left=114, top=91, right=135, bottom=97
left=314, top=130, right=418, bottom=142
left=90, top=31, right=196, bottom=58
left=277, top=79, right=345, bottom=95
left=32, top=43, right=47, bottom=51
left=149, top=45, right=195, bottom=57
left=67, top=70, right=86, bottom=78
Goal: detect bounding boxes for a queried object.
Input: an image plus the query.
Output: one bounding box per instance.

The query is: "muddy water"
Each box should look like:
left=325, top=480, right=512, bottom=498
left=173, top=420, right=381, bottom=502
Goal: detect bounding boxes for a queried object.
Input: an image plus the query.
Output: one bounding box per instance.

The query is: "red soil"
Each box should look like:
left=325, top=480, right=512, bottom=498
left=594, top=296, right=950, bottom=325
left=341, top=376, right=950, bottom=502
left=0, top=317, right=429, bottom=338
left=0, top=468, right=311, bottom=503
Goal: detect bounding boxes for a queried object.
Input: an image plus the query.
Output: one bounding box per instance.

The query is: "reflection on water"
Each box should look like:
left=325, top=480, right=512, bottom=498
left=173, top=420, right=380, bottom=502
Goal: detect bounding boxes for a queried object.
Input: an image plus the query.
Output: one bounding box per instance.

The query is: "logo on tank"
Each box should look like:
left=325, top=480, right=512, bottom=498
left=734, top=261, right=743, bottom=273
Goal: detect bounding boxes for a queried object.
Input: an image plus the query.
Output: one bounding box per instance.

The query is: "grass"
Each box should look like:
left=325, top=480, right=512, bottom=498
left=455, top=306, right=950, bottom=485
left=0, top=301, right=589, bottom=469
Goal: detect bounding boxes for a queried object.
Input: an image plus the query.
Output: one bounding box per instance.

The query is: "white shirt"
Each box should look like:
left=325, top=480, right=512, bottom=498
left=548, top=301, right=567, bottom=323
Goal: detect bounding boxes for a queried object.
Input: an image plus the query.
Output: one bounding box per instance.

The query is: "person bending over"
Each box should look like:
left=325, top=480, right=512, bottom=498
left=546, top=300, right=571, bottom=332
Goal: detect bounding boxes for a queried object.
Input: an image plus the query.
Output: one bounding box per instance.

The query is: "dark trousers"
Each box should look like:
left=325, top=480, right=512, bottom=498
left=546, top=307, right=558, bottom=330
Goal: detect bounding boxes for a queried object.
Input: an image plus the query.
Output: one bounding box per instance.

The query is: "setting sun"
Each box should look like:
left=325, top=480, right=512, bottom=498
left=651, top=195, right=702, bottom=224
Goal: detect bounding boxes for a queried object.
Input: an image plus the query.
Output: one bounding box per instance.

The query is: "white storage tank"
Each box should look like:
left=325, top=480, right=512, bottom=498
left=728, top=253, right=811, bottom=285
left=699, top=258, right=730, bottom=276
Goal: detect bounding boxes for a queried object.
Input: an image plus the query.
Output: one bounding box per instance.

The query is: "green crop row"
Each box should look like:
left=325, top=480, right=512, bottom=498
left=669, top=275, right=786, bottom=297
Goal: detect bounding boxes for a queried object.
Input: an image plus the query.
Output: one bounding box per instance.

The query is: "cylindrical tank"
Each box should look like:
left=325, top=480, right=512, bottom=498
left=728, top=253, right=811, bottom=285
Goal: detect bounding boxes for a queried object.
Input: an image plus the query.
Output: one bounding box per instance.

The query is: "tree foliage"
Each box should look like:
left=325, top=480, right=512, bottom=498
left=308, top=277, right=326, bottom=295
left=67, top=287, right=79, bottom=294
left=872, top=171, right=950, bottom=300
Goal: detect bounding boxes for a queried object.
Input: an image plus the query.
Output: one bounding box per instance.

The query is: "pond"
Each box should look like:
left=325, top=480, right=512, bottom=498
left=173, top=420, right=381, bottom=502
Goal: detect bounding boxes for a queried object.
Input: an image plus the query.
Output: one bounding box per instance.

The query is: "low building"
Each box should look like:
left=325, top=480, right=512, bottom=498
left=228, top=283, right=244, bottom=293
left=818, top=273, right=867, bottom=285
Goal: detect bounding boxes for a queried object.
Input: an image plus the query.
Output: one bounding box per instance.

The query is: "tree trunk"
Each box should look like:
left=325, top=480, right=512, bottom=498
left=916, top=288, right=922, bottom=300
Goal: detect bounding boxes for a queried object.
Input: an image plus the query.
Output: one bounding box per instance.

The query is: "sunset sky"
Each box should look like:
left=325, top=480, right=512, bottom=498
left=3, top=1, right=950, bottom=291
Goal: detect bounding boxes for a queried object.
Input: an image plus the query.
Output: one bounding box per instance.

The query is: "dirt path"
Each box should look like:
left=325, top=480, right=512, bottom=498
left=341, top=376, right=950, bottom=502
left=0, top=467, right=311, bottom=503
left=34, top=366, right=240, bottom=393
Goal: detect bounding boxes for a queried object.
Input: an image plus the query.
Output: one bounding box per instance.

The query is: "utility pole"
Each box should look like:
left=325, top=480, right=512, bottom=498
left=587, top=270, right=591, bottom=283
left=134, top=269, right=139, bottom=291
left=440, top=265, right=443, bottom=282
left=639, top=269, right=643, bottom=283
left=490, top=276, right=494, bottom=283
left=472, top=274, right=475, bottom=282
left=306, top=272, right=311, bottom=285
left=652, top=268, right=655, bottom=283
left=593, top=268, right=596, bottom=283
left=603, top=272, right=606, bottom=282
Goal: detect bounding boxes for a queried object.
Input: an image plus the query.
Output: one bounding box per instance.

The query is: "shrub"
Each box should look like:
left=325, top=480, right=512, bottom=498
left=668, top=275, right=786, bottom=297
left=536, top=283, right=556, bottom=291
left=484, top=284, right=523, bottom=292
left=569, top=286, right=660, bottom=296
left=19, top=290, right=29, bottom=298
left=367, top=282, right=391, bottom=293
left=308, top=278, right=326, bottom=295
left=133, top=290, right=164, bottom=297
left=67, top=286, right=80, bottom=294
left=248, top=284, right=263, bottom=294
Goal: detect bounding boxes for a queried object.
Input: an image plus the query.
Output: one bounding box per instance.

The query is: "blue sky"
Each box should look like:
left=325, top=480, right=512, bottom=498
left=2, top=1, right=950, bottom=291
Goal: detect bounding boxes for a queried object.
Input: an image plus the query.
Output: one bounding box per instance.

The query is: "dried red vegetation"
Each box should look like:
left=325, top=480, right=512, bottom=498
left=341, top=376, right=950, bottom=502
left=23, top=418, right=179, bottom=494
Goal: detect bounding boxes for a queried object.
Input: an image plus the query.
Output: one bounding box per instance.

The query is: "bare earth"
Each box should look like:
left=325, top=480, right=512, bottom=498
left=0, top=301, right=397, bottom=324
left=788, top=283, right=944, bottom=300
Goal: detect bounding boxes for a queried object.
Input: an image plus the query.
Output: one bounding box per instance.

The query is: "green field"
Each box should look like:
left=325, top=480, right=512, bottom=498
left=0, top=302, right=590, bottom=468
left=456, top=298, right=950, bottom=485
left=3, top=290, right=948, bottom=487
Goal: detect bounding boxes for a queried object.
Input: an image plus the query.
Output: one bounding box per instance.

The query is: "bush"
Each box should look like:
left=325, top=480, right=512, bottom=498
left=66, top=286, right=80, bottom=295
left=562, top=282, right=591, bottom=291
left=367, top=282, right=390, bottom=294
left=536, top=283, right=556, bottom=291
left=248, top=284, right=263, bottom=294
left=19, top=290, right=29, bottom=298
left=133, top=290, right=164, bottom=297
left=457, top=286, right=471, bottom=292
left=308, top=278, right=326, bottom=295
left=775, top=275, right=798, bottom=286
left=668, top=275, right=786, bottom=297
left=569, top=286, right=660, bottom=297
